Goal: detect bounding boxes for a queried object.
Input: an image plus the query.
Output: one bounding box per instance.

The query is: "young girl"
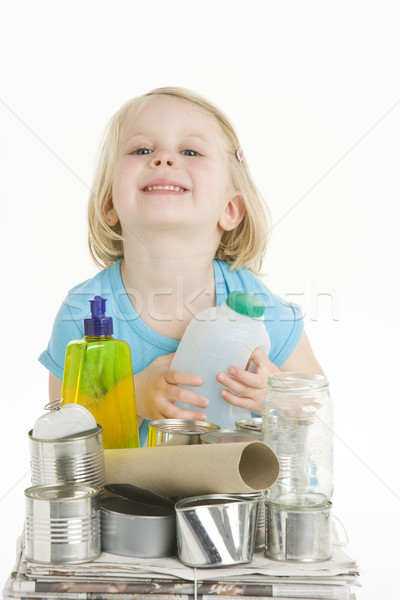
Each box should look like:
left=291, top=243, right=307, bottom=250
left=39, top=87, right=324, bottom=447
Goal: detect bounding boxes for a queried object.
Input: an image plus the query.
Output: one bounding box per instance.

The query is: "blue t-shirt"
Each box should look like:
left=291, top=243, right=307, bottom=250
left=39, top=259, right=304, bottom=446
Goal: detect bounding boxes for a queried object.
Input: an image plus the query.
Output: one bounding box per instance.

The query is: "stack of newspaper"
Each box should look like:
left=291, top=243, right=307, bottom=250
left=4, top=538, right=360, bottom=600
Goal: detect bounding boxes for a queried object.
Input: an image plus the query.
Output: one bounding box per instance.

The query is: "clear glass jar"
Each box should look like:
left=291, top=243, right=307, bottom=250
left=262, top=373, right=333, bottom=509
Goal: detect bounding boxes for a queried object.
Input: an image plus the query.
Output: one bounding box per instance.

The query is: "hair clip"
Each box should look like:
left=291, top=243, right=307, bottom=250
left=236, top=147, right=244, bottom=162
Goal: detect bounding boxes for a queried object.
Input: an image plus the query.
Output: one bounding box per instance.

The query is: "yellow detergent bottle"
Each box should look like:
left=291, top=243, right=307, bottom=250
left=61, top=296, right=139, bottom=449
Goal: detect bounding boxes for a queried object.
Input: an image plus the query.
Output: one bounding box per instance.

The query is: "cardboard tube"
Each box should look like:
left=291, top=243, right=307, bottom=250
left=104, top=441, right=279, bottom=497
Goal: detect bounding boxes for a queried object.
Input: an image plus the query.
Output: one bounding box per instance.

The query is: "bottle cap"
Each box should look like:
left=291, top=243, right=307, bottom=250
left=226, top=291, right=265, bottom=318
left=32, top=399, right=97, bottom=440
left=84, top=296, right=113, bottom=337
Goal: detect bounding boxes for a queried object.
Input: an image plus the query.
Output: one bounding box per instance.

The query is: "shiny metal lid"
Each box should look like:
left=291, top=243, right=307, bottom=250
left=32, top=399, right=97, bottom=440
left=24, top=483, right=100, bottom=501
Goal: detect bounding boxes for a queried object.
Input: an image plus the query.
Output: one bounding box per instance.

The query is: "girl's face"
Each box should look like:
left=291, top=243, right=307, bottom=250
left=107, top=96, right=242, bottom=249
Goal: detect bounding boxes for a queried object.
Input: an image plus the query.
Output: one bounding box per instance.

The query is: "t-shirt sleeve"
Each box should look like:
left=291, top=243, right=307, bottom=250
left=226, top=265, right=305, bottom=368
left=38, top=297, right=84, bottom=381
left=261, top=287, right=304, bottom=367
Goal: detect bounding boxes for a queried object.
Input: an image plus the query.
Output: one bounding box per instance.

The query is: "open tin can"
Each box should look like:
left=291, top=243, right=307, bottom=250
left=101, top=484, right=176, bottom=558
left=175, top=494, right=258, bottom=567
left=28, top=426, right=105, bottom=490
left=265, top=500, right=332, bottom=562
left=148, top=419, right=219, bottom=446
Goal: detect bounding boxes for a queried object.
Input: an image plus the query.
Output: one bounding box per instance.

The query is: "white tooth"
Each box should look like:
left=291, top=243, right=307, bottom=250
left=145, top=185, right=185, bottom=191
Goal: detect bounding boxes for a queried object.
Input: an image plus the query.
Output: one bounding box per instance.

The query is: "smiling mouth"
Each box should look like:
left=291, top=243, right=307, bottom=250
left=143, top=185, right=187, bottom=192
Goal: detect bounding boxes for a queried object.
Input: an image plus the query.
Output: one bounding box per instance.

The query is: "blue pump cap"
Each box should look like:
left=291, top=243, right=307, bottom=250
left=84, top=296, right=113, bottom=337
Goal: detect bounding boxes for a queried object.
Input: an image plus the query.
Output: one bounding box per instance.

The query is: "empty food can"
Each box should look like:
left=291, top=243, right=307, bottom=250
left=148, top=419, right=219, bottom=446
left=28, top=425, right=105, bottom=490
left=200, top=429, right=260, bottom=444
left=24, top=483, right=101, bottom=564
left=175, top=494, right=258, bottom=567
left=101, top=495, right=176, bottom=558
left=265, top=500, right=332, bottom=562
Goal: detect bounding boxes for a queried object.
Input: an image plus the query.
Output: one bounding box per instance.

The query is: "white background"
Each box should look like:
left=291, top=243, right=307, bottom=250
left=1, top=1, right=399, bottom=598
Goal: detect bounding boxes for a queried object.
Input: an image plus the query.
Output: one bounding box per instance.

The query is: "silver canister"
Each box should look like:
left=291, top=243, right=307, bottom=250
left=200, top=429, right=260, bottom=444
left=101, top=496, right=176, bottom=558
left=175, top=494, right=258, bottom=567
left=148, top=419, right=220, bottom=447
left=235, top=417, right=263, bottom=438
left=28, top=426, right=105, bottom=490
left=265, top=500, right=332, bottom=562
left=24, top=483, right=101, bottom=564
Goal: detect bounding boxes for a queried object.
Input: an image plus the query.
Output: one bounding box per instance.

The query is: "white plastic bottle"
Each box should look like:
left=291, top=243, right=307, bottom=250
left=171, top=291, right=270, bottom=428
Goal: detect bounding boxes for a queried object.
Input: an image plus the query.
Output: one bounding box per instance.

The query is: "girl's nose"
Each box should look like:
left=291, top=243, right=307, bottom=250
left=150, top=148, right=176, bottom=167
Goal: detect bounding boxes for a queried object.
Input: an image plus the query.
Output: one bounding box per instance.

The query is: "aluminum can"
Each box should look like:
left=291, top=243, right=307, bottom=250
left=175, top=494, right=258, bottom=567
left=28, top=425, right=105, bottom=490
left=101, top=496, right=176, bottom=558
left=200, top=429, right=260, bottom=444
left=265, top=500, right=332, bottom=562
left=148, top=419, right=219, bottom=447
left=24, top=483, right=101, bottom=563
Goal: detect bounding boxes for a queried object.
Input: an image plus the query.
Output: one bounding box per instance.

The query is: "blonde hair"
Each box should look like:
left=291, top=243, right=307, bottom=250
left=88, top=87, right=270, bottom=273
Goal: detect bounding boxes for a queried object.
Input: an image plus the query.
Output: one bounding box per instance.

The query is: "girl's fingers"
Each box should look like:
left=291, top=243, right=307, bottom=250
left=223, top=350, right=279, bottom=388
left=217, top=371, right=260, bottom=395
left=166, top=369, right=204, bottom=387
left=163, top=381, right=209, bottom=409
left=220, top=388, right=258, bottom=413
left=173, top=387, right=209, bottom=408
left=166, top=401, right=207, bottom=421
left=250, top=347, right=280, bottom=372
left=151, top=395, right=207, bottom=421
left=219, top=366, right=266, bottom=389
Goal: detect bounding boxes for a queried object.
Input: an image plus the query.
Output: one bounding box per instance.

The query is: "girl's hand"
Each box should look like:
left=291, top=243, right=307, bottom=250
left=216, top=347, right=280, bottom=416
left=133, top=353, right=209, bottom=422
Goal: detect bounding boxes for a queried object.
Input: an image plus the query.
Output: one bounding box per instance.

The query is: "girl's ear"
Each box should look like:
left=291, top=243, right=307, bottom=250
left=218, top=193, right=245, bottom=232
left=103, top=197, right=119, bottom=227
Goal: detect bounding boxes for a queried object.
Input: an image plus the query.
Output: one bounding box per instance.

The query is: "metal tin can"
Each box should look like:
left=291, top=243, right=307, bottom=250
left=235, top=417, right=263, bottom=438
left=200, top=429, right=260, bottom=444
left=100, top=496, right=176, bottom=558
left=24, top=483, right=101, bottom=564
left=28, top=425, right=105, bottom=490
left=175, top=494, right=258, bottom=567
left=148, top=419, right=220, bottom=447
left=265, top=500, right=332, bottom=562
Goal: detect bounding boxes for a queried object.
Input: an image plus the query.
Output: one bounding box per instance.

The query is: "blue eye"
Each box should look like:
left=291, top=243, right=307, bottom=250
left=182, top=149, right=200, bottom=157
left=133, top=148, right=152, bottom=155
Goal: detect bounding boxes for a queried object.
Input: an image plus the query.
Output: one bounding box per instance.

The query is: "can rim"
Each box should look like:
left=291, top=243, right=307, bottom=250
left=266, top=499, right=333, bottom=513
left=24, top=482, right=101, bottom=501
left=100, top=504, right=175, bottom=520
left=200, top=429, right=259, bottom=442
left=175, top=493, right=258, bottom=511
left=28, top=424, right=103, bottom=443
left=149, top=419, right=219, bottom=434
